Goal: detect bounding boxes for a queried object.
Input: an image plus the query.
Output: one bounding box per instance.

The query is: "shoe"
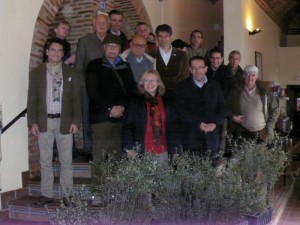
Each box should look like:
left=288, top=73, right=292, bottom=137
left=36, top=196, right=54, bottom=206
left=62, top=196, right=72, bottom=206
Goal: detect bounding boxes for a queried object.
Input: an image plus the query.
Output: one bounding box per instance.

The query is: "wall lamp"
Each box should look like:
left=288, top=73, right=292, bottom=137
left=249, top=28, right=262, bottom=35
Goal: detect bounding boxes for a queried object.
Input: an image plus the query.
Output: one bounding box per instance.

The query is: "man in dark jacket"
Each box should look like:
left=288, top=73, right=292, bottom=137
left=86, top=34, right=137, bottom=166
left=175, top=56, right=227, bottom=157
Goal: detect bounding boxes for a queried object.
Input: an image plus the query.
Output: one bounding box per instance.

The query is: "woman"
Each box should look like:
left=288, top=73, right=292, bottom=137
left=122, top=70, right=180, bottom=162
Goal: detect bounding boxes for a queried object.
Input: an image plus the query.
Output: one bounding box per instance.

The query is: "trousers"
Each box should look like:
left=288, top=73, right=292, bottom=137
left=38, top=118, right=73, bottom=198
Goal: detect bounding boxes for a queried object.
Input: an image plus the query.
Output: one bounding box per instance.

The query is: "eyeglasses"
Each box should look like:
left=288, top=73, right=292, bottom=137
left=191, top=66, right=206, bottom=71
left=49, top=48, right=63, bottom=53
left=131, top=43, right=147, bottom=49
left=144, top=79, right=158, bottom=83
left=245, top=73, right=257, bottom=77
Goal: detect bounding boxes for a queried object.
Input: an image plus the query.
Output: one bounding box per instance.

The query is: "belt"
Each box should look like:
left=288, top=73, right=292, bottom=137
left=47, top=113, right=61, bottom=119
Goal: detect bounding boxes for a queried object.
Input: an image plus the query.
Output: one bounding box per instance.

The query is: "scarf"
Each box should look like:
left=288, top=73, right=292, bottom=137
left=145, top=91, right=162, bottom=140
left=47, top=62, right=63, bottom=102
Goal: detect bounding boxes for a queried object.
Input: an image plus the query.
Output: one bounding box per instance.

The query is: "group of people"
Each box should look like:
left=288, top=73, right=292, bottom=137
left=27, top=10, right=279, bottom=205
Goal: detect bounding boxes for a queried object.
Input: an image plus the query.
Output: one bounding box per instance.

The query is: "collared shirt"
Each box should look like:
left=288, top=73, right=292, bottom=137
left=46, top=71, right=62, bottom=114
left=159, top=46, right=172, bottom=65
left=110, top=29, right=121, bottom=36
left=106, top=56, right=122, bottom=68
left=193, top=75, right=208, bottom=88
left=245, top=85, right=256, bottom=94
left=136, top=55, right=143, bottom=63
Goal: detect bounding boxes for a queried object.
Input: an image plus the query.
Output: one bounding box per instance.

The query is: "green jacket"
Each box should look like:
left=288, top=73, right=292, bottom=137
left=27, top=64, right=81, bottom=134
left=227, top=82, right=279, bottom=134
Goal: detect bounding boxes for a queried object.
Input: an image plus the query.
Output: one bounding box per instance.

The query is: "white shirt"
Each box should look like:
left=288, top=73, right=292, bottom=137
left=159, top=46, right=172, bottom=65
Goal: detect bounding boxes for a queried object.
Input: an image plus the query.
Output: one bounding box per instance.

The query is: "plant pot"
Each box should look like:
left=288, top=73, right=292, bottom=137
left=244, top=206, right=273, bottom=225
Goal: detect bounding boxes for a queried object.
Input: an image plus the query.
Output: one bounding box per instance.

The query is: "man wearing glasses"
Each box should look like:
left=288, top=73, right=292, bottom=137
left=120, top=34, right=155, bottom=82
left=227, top=65, right=279, bottom=143
left=175, top=56, right=226, bottom=162
left=85, top=35, right=137, bottom=185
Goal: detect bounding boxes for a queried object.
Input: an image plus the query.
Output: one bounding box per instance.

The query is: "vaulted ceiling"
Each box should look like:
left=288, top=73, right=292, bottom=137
left=255, top=0, right=300, bottom=35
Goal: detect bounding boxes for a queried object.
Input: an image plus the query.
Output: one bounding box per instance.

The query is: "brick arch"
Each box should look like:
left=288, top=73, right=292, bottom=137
left=28, top=0, right=152, bottom=176
left=115, top=0, right=153, bottom=39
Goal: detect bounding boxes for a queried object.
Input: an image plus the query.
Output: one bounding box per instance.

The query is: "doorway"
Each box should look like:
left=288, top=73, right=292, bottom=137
left=287, top=85, right=300, bottom=137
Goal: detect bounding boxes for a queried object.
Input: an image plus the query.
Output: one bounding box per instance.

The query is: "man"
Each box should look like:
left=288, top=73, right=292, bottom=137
left=27, top=38, right=81, bottom=205
left=107, top=10, right=127, bottom=49
left=75, top=14, right=109, bottom=156
left=43, top=20, right=76, bottom=65
left=123, top=22, right=157, bottom=54
left=186, top=30, right=209, bottom=61
left=206, top=48, right=231, bottom=97
left=86, top=34, right=136, bottom=172
left=154, top=24, right=190, bottom=98
left=175, top=56, right=226, bottom=157
left=119, top=34, right=155, bottom=82
left=225, top=50, right=244, bottom=90
left=227, top=65, right=279, bottom=143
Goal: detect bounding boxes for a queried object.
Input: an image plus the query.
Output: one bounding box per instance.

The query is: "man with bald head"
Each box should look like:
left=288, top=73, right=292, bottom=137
left=75, top=14, right=109, bottom=156
left=120, top=34, right=155, bottom=82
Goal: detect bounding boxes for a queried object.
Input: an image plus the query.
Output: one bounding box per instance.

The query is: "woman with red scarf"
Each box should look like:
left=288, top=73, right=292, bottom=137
left=122, top=70, right=180, bottom=162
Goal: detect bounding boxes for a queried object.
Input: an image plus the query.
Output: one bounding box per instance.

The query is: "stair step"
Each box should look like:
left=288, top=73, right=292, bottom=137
left=9, top=196, right=58, bottom=222
left=29, top=178, right=92, bottom=199
left=30, top=162, right=92, bottom=180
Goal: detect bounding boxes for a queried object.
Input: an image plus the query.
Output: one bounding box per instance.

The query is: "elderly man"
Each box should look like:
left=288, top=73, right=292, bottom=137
left=86, top=34, right=136, bottom=170
left=175, top=56, right=227, bottom=158
left=27, top=38, right=81, bottom=205
left=225, top=50, right=244, bottom=90
left=119, top=34, right=155, bottom=82
left=75, top=14, right=109, bottom=156
left=227, top=65, right=279, bottom=143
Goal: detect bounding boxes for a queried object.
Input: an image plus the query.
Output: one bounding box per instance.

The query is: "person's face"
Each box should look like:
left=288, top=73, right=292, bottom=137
left=130, top=36, right=147, bottom=58
left=244, top=73, right=257, bottom=89
left=229, top=53, right=241, bottom=69
left=93, top=15, right=109, bottom=36
left=190, top=59, right=207, bottom=83
left=110, top=14, right=123, bottom=32
left=190, top=32, right=203, bottom=47
left=46, top=43, right=64, bottom=64
left=143, top=73, right=159, bottom=96
left=55, top=24, right=70, bottom=39
left=148, top=34, right=156, bottom=43
left=210, top=52, right=223, bottom=69
left=104, top=43, right=121, bottom=61
left=135, top=24, right=150, bottom=39
left=157, top=31, right=172, bottom=48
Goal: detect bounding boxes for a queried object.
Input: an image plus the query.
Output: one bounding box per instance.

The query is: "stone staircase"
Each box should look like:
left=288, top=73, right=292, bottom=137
left=7, top=161, right=92, bottom=222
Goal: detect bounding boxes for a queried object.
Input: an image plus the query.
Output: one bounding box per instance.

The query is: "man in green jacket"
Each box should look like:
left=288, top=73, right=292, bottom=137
left=227, top=65, right=279, bottom=143
left=27, top=38, right=81, bottom=205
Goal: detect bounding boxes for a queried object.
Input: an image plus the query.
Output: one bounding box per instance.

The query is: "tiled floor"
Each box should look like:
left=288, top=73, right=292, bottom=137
left=277, top=187, right=300, bottom=225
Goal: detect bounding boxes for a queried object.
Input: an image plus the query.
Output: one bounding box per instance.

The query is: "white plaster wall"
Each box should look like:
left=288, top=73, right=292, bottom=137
left=224, top=0, right=281, bottom=82
left=0, top=0, right=43, bottom=193
left=143, top=0, right=223, bottom=50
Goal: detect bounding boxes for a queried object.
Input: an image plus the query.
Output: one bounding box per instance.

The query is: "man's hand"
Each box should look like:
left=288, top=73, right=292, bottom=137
left=109, top=106, right=125, bottom=118
left=64, top=54, right=76, bottom=65
left=69, top=124, right=78, bottom=134
left=233, top=115, right=244, bottom=124
left=259, top=127, right=270, bottom=141
left=200, top=122, right=216, bottom=133
left=30, top=124, right=39, bottom=137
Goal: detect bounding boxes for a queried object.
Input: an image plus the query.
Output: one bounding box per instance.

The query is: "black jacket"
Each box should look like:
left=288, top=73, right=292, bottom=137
left=86, top=57, right=137, bottom=124
left=122, top=94, right=180, bottom=155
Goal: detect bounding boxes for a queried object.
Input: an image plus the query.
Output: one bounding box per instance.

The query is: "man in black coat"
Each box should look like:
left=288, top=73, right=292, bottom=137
left=175, top=56, right=227, bottom=157
left=86, top=34, right=136, bottom=168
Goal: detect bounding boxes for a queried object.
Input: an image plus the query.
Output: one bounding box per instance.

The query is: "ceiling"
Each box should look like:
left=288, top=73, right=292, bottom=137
left=255, top=0, right=300, bottom=35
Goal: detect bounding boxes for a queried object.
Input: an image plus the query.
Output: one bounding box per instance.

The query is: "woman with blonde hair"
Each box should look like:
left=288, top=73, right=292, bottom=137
left=122, top=70, right=180, bottom=162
